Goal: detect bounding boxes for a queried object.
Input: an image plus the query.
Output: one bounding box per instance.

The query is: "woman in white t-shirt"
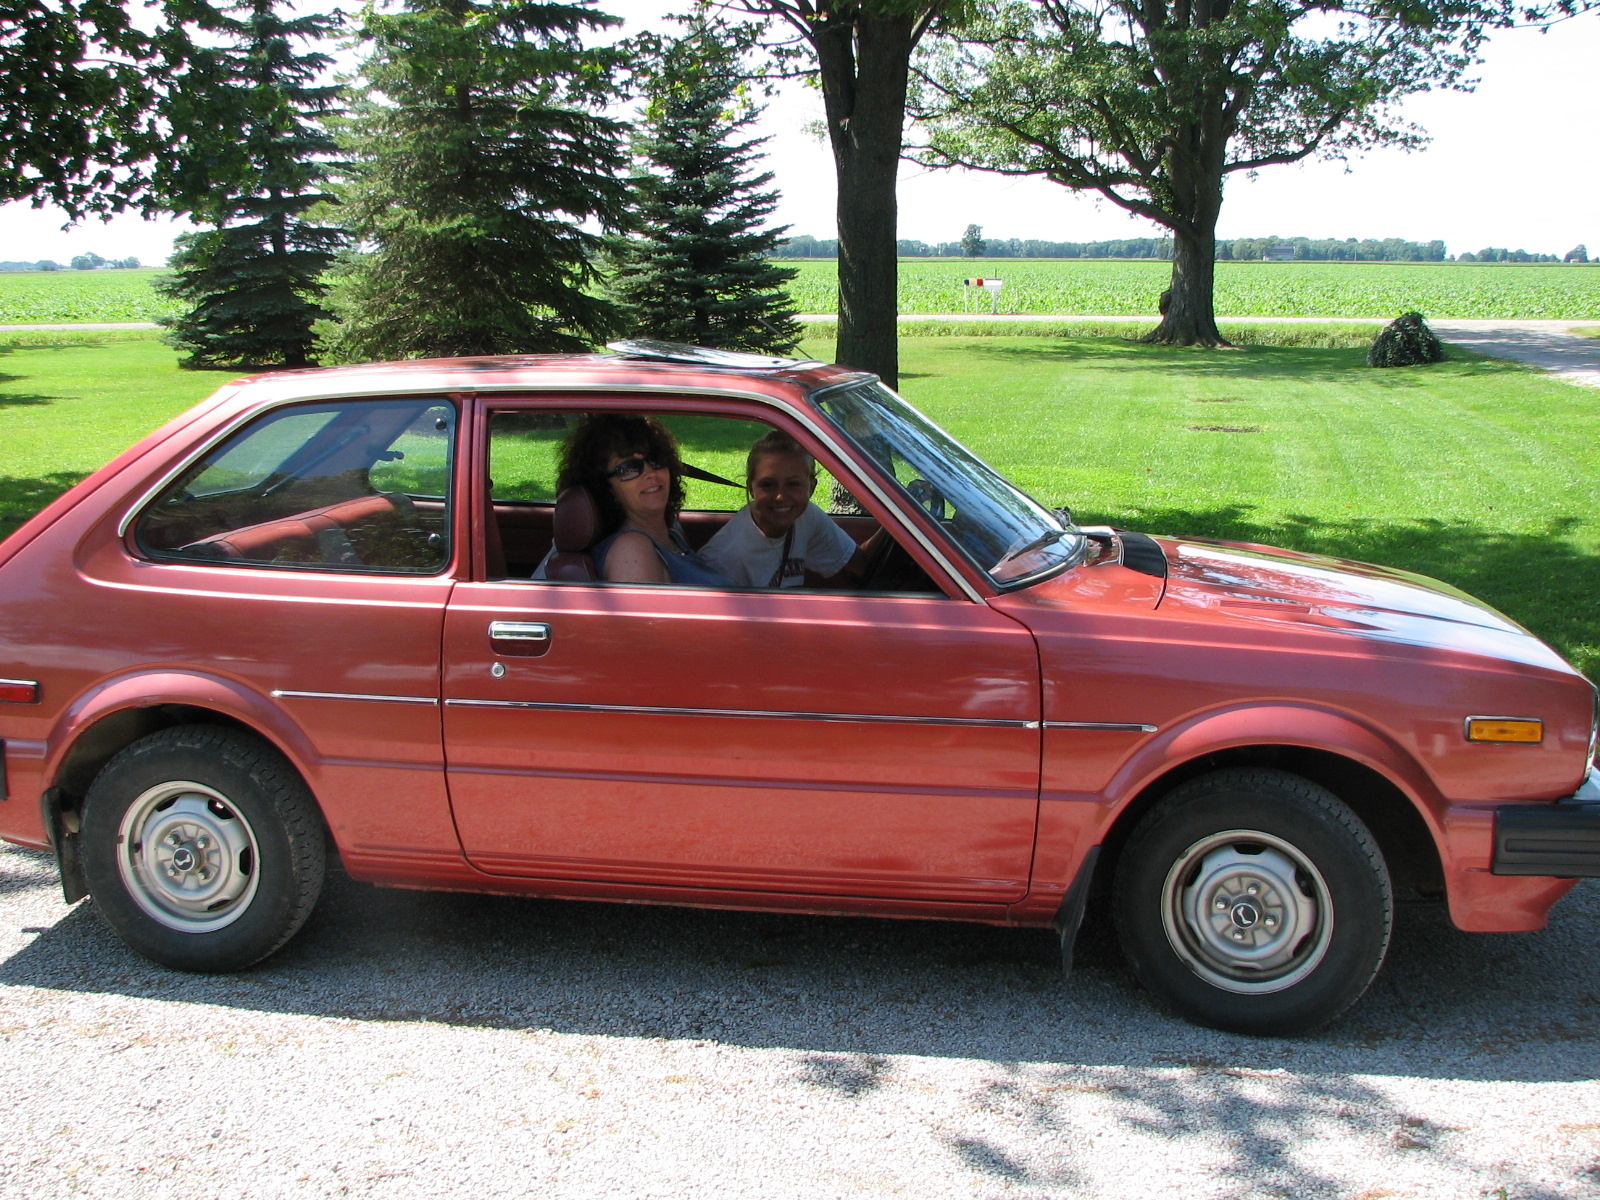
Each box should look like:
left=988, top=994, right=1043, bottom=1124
left=701, top=431, right=877, bottom=588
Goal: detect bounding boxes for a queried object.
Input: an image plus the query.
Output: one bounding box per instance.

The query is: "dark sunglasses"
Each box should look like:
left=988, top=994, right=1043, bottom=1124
left=606, top=454, right=669, bottom=482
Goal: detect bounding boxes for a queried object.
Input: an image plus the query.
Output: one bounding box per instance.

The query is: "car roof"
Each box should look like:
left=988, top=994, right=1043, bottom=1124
left=212, top=349, right=873, bottom=416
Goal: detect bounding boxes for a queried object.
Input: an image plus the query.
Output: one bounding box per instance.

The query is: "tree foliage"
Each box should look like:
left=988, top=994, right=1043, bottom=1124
left=156, top=0, right=346, bottom=368
left=0, top=0, right=254, bottom=216
left=914, top=0, right=1594, bottom=346
left=608, top=21, right=801, bottom=353
left=328, top=0, right=630, bottom=362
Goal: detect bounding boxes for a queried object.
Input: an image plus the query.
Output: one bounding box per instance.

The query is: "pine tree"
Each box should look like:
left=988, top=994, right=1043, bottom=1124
left=156, top=0, right=346, bottom=369
left=607, top=24, right=800, bottom=355
left=328, top=0, right=629, bottom=362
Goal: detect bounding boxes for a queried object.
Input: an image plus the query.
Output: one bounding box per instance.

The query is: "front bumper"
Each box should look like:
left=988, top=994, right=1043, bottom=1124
left=1493, top=768, right=1600, bottom=877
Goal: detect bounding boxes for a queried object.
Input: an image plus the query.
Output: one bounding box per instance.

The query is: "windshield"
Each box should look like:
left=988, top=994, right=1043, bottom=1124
left=815, top=381, right=1087, bottom=587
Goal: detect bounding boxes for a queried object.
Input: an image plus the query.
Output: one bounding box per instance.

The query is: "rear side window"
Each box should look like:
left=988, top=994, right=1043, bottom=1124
left=135, top=398, right=456, bottom=574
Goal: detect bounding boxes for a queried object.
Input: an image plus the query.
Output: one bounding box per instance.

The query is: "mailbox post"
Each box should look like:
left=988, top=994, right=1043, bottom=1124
left=964, top=277, right=1004, bottom=315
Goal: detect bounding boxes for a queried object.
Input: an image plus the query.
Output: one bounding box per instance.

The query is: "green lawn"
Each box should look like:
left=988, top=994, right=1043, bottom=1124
left=3, top=329, right=1596, bottom=677
left=0, top=332, right=239, bottom=535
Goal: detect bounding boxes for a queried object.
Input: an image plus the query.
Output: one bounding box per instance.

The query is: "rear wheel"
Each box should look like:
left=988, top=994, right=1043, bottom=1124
left=1113, top=768, right=1392, bottom=1035
left=80, top=726, right=325, bottom=971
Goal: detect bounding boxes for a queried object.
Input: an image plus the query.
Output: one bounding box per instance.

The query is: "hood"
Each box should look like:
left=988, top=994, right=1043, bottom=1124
left=1158, top=536, right=1571, bottom=669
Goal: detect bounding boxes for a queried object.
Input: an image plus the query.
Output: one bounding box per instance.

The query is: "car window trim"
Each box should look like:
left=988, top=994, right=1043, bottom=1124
left=468, top=386, right=987, bottom=603
left=119, top=381, right=987, bottom=604
left=116, top=391, right=461, bottom=540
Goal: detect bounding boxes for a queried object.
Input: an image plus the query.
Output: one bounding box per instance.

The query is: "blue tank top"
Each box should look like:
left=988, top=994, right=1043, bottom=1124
left=593, top=525, right=730, bottom=587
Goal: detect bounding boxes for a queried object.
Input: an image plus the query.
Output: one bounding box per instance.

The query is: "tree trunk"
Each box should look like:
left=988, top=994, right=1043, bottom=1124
left=1140, top=101, right=1232, bottom=348
left=1141, top=224, right=1230, bottom=347
left=813, top=12, right=915, bottom=388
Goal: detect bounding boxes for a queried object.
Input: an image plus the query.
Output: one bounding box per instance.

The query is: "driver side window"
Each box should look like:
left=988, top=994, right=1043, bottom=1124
left=484, top=407, right=939, bottom=593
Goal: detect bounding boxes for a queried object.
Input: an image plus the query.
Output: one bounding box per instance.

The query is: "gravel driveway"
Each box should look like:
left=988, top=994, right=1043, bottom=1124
left=1428, top=320, right=1600, bottom=389
left=2, top=843, right=1597, bottom=1199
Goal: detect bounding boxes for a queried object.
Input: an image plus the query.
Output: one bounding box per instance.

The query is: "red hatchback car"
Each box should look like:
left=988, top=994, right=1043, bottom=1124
left=1, top=342, right=1595, bottom=1034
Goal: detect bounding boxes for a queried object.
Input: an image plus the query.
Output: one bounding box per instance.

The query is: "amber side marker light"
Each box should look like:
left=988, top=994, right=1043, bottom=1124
left=1465, top=717, right=1544, bottom=744
left=0, top=679, right=39, bottom=704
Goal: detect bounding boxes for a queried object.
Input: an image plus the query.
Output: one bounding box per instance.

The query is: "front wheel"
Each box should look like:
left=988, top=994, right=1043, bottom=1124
left=1113, top=769, right=1393, bottom=1035
left=80, top=726, right=326, bottom=971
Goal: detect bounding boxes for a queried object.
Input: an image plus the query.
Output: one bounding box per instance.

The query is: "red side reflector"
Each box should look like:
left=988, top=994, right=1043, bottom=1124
left=0, top=680, right=40, bottom=704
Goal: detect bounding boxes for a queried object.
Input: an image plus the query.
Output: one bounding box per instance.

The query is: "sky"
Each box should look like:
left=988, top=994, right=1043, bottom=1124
left=3, top=3, right=1597, bottom=266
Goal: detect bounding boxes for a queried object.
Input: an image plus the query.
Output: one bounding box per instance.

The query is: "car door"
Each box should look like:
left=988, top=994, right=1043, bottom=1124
left=439, top=400, right=1042, bottom=908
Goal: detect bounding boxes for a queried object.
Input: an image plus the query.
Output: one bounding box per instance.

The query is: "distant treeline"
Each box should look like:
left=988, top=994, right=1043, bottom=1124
left=775, top=234, right=1582, bottom=263
left=0, top=256, right=143, bottom=272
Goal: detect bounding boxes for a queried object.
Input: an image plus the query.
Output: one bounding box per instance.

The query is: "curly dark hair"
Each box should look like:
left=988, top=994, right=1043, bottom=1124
left=557, top=413, right=685, bottom=539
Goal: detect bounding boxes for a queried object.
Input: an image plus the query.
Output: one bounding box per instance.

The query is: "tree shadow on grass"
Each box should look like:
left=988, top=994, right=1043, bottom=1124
left=0, top=472, right=90, bottom=539
left=958, top=338, right=1527, bottom=387
left=0, top=388, right=53, bottom=408
left=1086, top=502, right=1600, bottom=675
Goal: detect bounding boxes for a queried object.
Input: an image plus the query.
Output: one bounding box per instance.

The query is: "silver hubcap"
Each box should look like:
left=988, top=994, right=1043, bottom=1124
left=117, top=781, right=259, bottom=933
left=1160, top=829, right=1332, bottom=994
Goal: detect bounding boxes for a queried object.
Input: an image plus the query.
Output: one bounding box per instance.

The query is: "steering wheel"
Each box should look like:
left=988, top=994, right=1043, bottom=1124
left=906, top=478, right=946, bottom=520
left=856, top=527, right=926, bottom=592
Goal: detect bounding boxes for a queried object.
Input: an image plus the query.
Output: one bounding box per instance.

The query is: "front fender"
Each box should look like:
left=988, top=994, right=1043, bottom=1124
left=1111, top=702, right=1444, bottom=830
left=1018, top=702, right=1451, bottom=927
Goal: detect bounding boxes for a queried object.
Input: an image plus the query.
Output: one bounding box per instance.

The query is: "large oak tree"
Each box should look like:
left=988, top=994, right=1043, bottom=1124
left=914, top=0, right=1593, bottom=346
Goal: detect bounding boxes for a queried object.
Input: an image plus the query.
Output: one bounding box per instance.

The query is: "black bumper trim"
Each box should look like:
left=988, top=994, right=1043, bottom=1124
left=1492, top=800, right=1600, bottom=877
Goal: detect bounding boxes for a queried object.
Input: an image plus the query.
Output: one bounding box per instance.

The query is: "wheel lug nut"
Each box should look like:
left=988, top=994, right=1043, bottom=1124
left=1246, top=884, right=1259, bottom=895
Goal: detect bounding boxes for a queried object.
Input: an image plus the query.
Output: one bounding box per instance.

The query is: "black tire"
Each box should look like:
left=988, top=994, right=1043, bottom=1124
left=1112, top=768, right=1392, bottom=1036
left=80, top=726, right=326, bottom=972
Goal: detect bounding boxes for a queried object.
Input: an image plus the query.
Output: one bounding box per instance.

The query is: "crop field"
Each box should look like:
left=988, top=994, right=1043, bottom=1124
left=4, top=260, right=1599, bottom=325
left=0, top=268, right=179, bottom=323
left=785, top=259, right=1600, bottom=320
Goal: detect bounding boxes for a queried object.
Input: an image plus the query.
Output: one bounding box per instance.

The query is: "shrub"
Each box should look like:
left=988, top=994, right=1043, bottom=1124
left=1368, top=311, right=1443, bottom=367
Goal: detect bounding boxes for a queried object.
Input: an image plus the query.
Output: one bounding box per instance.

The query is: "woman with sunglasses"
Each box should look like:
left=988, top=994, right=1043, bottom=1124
left=556, top=413, right=728, bottom=585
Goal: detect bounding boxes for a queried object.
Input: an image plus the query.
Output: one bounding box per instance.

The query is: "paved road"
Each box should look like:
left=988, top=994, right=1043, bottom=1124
left=2, top=842, right=1598, bottom=1199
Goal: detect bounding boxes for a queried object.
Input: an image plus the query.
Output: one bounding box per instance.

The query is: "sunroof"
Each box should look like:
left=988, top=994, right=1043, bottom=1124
left=605, top=340, right=821, bottom=371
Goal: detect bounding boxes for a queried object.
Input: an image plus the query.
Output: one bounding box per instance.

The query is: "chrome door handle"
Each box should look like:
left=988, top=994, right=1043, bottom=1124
left=489, top=621, right=551, bottom=642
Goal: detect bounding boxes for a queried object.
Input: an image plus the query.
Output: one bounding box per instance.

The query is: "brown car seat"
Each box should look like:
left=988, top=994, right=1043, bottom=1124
left=546, top=486, right=600, bottom=581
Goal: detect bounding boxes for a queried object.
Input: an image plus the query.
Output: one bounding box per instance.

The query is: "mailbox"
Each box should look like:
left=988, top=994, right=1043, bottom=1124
left=964, top=277, right=1004, bottom=314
